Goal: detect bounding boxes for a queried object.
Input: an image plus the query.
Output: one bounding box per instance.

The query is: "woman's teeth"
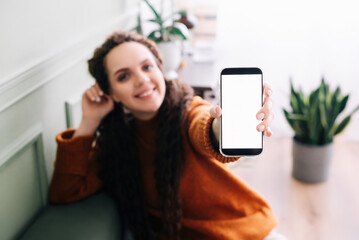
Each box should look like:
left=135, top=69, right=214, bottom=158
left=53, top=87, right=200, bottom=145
left=138, top=89, right=153, bottom=98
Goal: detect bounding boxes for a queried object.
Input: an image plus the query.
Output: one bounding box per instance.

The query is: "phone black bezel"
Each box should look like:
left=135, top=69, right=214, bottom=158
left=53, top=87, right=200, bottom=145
left=220, top=67, right=263, bottom=156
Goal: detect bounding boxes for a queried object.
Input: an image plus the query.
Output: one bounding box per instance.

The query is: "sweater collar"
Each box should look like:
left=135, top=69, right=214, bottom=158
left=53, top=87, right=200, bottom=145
left=133, top=114, right=158, bottom=134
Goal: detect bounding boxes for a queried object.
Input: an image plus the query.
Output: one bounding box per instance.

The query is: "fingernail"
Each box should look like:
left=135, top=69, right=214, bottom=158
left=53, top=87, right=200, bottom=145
left=258, top=125, right=265, bottom=132
left=267, top=90, right=272, bottom=96
left=97, top=97, right=101, bottom=102
left=91, top=97, right=95, bottom=101
left=266, top=128, right=273, bottom=136
left=213, top=108, right=217, bottom=115
left=257, top=113, right=264, bottom=120
left=99, top=91, right=104, bottom=96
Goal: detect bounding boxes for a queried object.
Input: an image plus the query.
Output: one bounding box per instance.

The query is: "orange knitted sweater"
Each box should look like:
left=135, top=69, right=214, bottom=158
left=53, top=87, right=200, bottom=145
left=49, top=96, right=277, bottom=240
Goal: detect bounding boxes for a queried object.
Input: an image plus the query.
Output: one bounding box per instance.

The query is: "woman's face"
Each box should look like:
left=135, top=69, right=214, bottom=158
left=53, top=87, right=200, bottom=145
left=105, top=41, right=166, bottom=120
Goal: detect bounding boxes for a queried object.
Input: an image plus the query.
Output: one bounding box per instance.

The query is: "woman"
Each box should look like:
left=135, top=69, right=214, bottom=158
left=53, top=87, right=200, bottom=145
left=49, top=31, right=284, bottom=240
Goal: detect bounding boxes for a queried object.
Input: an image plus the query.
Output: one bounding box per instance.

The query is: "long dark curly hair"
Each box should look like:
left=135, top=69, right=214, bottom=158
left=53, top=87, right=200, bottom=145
left=88, top=31, right=193, bottom=240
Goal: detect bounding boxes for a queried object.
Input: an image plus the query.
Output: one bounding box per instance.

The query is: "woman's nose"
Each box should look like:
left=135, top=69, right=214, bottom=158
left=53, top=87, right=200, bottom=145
left=135, top=71, right=150, bottom=86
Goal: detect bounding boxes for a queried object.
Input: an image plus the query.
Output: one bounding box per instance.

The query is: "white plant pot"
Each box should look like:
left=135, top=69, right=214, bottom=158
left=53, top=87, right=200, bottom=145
left=157, top=41, right=181, bottom=79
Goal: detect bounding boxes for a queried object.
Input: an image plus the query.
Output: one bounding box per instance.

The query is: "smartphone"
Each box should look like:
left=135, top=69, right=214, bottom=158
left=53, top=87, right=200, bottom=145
left=220, top=67, right=263, bottom=156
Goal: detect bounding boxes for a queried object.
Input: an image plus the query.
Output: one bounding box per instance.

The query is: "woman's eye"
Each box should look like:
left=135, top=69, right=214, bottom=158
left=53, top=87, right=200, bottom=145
left=143, top=64, right=153, bottom=71
left=118, top=73, right=129, bottom=81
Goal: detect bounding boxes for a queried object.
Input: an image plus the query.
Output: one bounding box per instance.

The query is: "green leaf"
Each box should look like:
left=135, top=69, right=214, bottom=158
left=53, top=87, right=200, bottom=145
left=328, top=87, right=340, bottom=126
left=168, top=26, right=187, bottom=40
left=338, top=95, right=349, bottom=116
left=297, top=91, right=306, bottom=114
left=333, top=115, right=351, bottom=135
left=332, top=87, right=342, bottom=111
left=309, top=95, right=320, bottom=144
left=290, top=94, right=299, bottom=113
left=320, top=77, right=329, bottom=97
left=144, top=0, right=162, bottom=23
left=283, top=109, right=297, bottom=129
left=330, top=95, right=349, bottom=129
left=147, top=30, right=162, bottom=43
left=131, top=14, right=143, bottom=35
left=293, top=122, right=306, bottom=137
left=318, top=84, right=328, bottom=128
left=177, top=10, right=187, bottom=17
left=286, top=81, right=310, bottom=135
left=326, top=91, right=333, bottom=124
left=331, top=105, right=359, bottom=136
left=285, top=112, right=308, bottom=121
left=319, top=101, right=328, bottom=128
left=290, top=81, right=305, bottom=114
left=148, top=18, right=163, bottom=25
left=309, top=89, right=319, bottom=107
left=283, top=109, right=307, bottom=138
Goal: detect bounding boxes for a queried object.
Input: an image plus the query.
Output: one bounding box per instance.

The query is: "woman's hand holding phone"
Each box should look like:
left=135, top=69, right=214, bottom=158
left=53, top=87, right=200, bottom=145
left=74, top=84, right=114, bottom=138
left=210, top=82, right=274, bottom=143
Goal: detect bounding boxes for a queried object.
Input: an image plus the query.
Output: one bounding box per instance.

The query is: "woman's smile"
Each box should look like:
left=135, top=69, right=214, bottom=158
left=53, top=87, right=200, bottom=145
left=135, top=87, right=156, bottom=99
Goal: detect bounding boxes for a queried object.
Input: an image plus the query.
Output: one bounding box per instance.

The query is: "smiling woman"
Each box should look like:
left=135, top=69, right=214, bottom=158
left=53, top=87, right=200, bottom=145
left=49, top=31, right=283, bottom=240
left=104, top=42, right=166, bottom=120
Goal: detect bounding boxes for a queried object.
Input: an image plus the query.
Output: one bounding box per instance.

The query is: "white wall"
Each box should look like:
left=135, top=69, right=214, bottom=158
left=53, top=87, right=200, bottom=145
left=0, top=0, right=140, bottom=181
left=215, top=0, right=359, bottom=140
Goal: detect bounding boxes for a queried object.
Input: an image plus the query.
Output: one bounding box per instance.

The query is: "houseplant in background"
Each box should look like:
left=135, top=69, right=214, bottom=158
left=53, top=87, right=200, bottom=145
left=283, top=78, right=359, bottom=183
left=136, top=0, right=190, bottom=79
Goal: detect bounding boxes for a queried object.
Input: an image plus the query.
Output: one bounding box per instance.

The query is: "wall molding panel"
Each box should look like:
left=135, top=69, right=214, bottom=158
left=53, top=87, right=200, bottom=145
left=0, top=124, right=43, bottom=169
left=0, top=123, right=49, bottom=240
left=0, top=8, right=138, bottom=114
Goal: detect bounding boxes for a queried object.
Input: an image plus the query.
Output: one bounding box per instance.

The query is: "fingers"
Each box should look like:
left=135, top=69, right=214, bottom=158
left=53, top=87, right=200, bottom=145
left=264, top=127, right=273, bottom=137
left=256, top=108, right=274, bottom=135
left=257, top=92, right=273, bottom=113
left=256, top=120, right=273, bottom=136
left=85, top=84, right=105, bottom=102
left=258, top=98, right=273, bottom=117
left=257, top=118, right=273, bottom=137
left=263, top=82, right=272, bottom=98
left=210, top=105, right=222, bottom=119
left=257, top=84, right=274, bottom=137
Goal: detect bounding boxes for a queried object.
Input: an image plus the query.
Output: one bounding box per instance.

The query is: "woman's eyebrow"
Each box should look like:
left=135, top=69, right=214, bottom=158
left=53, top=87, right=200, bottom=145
left=140, top=58, right=150, bottom=64
left=113, top=68, right=128, bottom=77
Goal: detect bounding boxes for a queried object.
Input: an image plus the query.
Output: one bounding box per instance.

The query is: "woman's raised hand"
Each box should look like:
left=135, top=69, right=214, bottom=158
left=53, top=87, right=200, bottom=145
left=73, top=84, right=114, bottom=137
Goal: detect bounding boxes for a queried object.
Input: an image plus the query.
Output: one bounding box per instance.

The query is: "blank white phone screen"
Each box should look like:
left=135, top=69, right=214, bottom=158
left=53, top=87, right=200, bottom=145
left=221, top=74, right=262, bottom=149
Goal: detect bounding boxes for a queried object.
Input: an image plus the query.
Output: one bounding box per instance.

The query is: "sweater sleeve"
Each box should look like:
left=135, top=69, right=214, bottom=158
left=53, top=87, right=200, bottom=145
left=49, top=129, right=103, bottom=204
left=187, top=96, right=240, bottom=163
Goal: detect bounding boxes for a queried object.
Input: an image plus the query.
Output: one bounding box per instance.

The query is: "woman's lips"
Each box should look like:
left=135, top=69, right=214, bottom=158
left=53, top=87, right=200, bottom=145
left=136, top=88, right=155, bottom=98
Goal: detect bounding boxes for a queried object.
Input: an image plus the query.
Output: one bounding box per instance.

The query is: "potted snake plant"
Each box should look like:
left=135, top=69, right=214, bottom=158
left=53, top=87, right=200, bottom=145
left=283, top=78, right=359, bottom=183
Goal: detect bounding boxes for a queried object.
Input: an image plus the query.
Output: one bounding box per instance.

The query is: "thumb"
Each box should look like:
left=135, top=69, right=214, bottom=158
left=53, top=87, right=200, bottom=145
left=210, top=105, right=222, bottom=119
